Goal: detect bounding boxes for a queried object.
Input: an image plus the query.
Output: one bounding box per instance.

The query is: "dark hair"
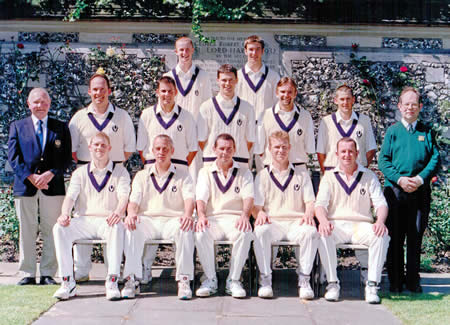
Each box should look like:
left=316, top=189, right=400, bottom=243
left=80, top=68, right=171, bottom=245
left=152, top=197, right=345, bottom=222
left=244, top=35, right=265, bottom=50
left=157, top=76, right=177, bottom=89
left=89, top=73, right=111, bottom=89
left=214, top=133, right=236, bottom=149
left=217, top=64, right=238, bottom=79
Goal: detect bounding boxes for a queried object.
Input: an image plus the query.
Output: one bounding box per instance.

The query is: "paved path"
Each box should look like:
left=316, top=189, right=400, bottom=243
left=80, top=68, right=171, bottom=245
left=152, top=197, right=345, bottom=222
left=1, top=262, right=449, bottom=325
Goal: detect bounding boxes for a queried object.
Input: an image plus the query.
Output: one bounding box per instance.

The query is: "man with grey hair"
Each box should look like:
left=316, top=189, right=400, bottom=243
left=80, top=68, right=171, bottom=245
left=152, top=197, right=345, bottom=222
left=8, top=87, right=72, bottom=285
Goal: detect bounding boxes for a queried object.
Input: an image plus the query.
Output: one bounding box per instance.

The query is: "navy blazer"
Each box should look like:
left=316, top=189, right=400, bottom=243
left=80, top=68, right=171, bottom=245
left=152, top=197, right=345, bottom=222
left=8, top=116, right=72, bottom=197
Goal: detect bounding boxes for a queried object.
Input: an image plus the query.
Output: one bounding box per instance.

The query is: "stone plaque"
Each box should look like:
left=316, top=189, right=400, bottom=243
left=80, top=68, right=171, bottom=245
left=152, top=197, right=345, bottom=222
left=191, top=32, right=281, bottom=92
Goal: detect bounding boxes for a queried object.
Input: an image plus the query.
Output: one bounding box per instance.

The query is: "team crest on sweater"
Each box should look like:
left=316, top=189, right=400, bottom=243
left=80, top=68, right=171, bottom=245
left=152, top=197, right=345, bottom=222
left=234, top=186, right=240, bottom=193
left=297, top=128, right=303, bottom=136
left=108, top=185, right=115, bottom=192
left=237, top=119, right=242, bottom=126
left=112, top=124, right=119, bottom=132
left=294, top=184, right=300, bottom=191
left=195, top=90, right=199, bottom=96
left=356, top=130, right=362, bottom=137
left=360, top=188, right=366, bottom=195
left=177, top=124, right=183, bottom=132
left=172, top=186, right=178, bottom=192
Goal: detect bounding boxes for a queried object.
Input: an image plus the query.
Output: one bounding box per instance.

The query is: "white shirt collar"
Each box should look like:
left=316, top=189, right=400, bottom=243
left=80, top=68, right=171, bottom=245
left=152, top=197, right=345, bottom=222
left=244, top=63, right=266, bottom=75
left=267, top=162, right=295, bottom=174
left=31, top=114, right=48, bottom=127
left=216, top=93, right=238, bottom=106
left=333, top=162, right=365, bottom=176
left=211, top=160, right=240, bottom=173
left=335, top=110, right=358, bottom=123
left=149, top=163, right=177, bottom=177
left=175, top=64, right=196, bottom=78
left=89, top=160, right=114, bottom=174
left=401, top=118, right=418, bottom=129
left=156, top=103, right=180, bottom=115
left=274, top=103, right=298, bottom=114
left=87, top=102, right=114, bottom=116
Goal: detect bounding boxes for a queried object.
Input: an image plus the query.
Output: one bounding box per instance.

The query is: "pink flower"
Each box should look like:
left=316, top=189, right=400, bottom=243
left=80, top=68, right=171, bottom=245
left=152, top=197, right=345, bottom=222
left=400, top=66, right=408, bottom=72
left=17, top=43, right=24, bottom=49
left=363, top=79, right=370, bottom=85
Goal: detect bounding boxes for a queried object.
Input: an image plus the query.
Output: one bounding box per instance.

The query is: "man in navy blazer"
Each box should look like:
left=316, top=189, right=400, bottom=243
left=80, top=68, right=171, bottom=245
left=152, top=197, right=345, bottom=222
left=8, top=88, right=72, bottom=285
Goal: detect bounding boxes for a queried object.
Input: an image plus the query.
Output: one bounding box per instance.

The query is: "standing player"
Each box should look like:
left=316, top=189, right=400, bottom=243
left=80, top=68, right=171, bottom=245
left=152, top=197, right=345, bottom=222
left=315, top=138, right=390, bottom=304
left=316, top=85, right=376, bottom=173
left=137, top=76, right=198, bottom=173
left=195, top=134, right=254, bottom=298
left=379, top=87, right=440, bottom=293
left=123, top=135, right=195, bottom=300
left=69, top=71, right=136, bottom=281
left=163, top=36, right=212, bottom=184
left=256, top=77, right=315, bottom=171
left=236, top=35, right=279, bottom=122
left=53, top=132, right=130, bottom=301
left=197, top=64, right=255, bottom=169
left=253, top=131, right=318, bottom=299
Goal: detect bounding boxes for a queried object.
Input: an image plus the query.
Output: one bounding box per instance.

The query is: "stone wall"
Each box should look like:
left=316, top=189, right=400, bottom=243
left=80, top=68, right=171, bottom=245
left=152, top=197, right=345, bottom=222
left=0, top=21, right=448, bottom=180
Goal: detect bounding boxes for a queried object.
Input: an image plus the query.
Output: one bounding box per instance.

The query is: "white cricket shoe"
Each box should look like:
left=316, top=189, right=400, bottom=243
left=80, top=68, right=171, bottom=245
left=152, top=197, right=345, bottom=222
left=324, top=282, right=340, bottom=301
left=53, top=276, right=77, bottom=300
left=365, top=281, right=381, bottom=304
left=105, top=275, right=121, bottom=301
left=195, top=277, right=218, bottom=297
left=178, top=276, right=192, bottom=300
left=121, top=274, right=140, bottom=299
left=226, top=279, right=246, bottom=298
left=298, top=276, right=314, bottom=300
left=258, top=285, right=273, bottom=298
left=140, top=265, right=152, bottom=285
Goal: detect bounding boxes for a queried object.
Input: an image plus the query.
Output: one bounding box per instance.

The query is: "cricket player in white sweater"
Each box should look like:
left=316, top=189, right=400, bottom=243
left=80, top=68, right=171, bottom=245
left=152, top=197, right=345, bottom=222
left=253, top=131, right=318, bottom=299
left=315, top=137, right=390, bottom=304
left=195, top=133, right=254, bottom=298
left=53, top=132, right=130, bottom=301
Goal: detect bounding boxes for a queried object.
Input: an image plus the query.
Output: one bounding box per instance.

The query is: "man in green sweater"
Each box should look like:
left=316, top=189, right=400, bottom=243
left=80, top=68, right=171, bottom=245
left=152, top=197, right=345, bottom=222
left=379, top=87, right=440, bottom=293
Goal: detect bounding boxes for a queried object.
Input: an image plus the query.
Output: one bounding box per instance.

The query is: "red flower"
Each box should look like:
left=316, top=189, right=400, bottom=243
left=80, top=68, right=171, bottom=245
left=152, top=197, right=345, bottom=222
left=431, top=176, right=438, bottom=184
left=17, top=43, right=24, bottom=49
left=351, top=43, right=359, bottom=49
left=400, top=66, right=408, bottom=72
left=363, top=79, right=370, bottom=85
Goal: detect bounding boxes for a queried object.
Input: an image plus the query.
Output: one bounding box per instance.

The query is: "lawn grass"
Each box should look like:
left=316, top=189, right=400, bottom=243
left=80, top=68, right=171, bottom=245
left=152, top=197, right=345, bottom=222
left=0, top=285, right=58, bottom=325
left=381, top=291, right=449, bottom=325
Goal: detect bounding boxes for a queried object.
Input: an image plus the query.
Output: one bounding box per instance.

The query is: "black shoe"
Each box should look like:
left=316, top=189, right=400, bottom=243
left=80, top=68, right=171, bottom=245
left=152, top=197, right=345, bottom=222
left=40, top=276, right=57, bottom=285
left=406, top=283, right=422, bottom=293
left=389, top=286, right=403, bottom=293
left=17, top=277, right=36, bottom=285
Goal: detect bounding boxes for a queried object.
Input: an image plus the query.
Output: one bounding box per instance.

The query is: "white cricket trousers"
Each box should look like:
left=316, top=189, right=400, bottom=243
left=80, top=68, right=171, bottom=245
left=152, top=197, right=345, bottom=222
left=318, top=220, right=390, bottom=283
left=194, top=215, right=253, bottom=281
left=253, top=221, right=319, bottom=279
left=53, top=216, right=124, bottom=278
left=123, top=216, right=195, bottom=281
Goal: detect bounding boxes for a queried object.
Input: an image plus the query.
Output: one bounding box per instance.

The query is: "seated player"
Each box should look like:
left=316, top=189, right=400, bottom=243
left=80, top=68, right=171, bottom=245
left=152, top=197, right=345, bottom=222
left=253, top=131, right=318, bottom=299
left=195, top=133, right=254, bottom=298
left=123, top=134, right=195, bottom=300
left=315, top=137, right=390, bottom=304
left=53, top=132, right=130, bottom=300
